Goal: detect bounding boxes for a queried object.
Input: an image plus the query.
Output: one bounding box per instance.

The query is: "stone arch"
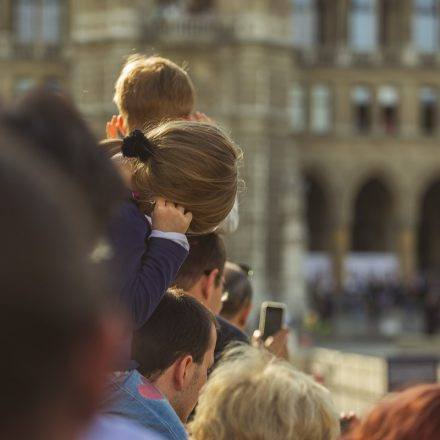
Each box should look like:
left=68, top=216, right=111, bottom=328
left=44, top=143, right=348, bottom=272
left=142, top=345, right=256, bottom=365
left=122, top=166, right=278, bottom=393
left=418, top=179, right=440, bottom=273
left=348, top=166, right=399, bottom=210
left=352, top=177, right=395, bottom=252
left=302, top=170, right=330, bottom=252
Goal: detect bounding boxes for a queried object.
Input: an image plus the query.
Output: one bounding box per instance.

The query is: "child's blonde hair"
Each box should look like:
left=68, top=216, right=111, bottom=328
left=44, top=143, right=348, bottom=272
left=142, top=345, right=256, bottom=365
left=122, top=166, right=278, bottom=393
left=113, top=54, right=195, bottom=132
left=120, top=120, right=242, bottom=234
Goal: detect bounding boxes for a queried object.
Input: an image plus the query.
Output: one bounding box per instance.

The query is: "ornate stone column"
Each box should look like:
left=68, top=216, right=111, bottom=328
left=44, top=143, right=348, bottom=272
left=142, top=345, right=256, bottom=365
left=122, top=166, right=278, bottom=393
left=336, top=0, right=351, bottom=66
left=400, top=0, right=417, bottom=66
left=395, top=190, right=418, bottom=281
left=329, top=184, right=352, bottom=291
left=331, top=224, right=351, bottom=291
left=397, top=225, right=417, bottom=281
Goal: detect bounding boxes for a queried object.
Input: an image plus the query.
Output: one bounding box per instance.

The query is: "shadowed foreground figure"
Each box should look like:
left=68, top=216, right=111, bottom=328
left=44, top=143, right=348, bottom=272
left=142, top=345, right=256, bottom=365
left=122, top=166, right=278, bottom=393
left=0, top=124, right=158, bottom=439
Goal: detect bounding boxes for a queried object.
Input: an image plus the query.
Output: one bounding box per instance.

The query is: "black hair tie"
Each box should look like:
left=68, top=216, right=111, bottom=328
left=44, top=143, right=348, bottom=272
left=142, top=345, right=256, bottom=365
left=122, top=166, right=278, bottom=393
left=122, top=129, right=154, bottom=162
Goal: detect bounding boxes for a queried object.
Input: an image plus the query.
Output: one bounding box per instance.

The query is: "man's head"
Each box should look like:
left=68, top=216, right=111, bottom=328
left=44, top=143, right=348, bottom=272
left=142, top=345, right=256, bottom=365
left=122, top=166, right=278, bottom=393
left=0, top=128, right=121, bottom=439
left=174, top=233, right=226, bottom=315
left=113, top=54, right=195, bottom=133
left=220, top=262, right=253, bottom=330
left=132, top=290, right=217, bottom=422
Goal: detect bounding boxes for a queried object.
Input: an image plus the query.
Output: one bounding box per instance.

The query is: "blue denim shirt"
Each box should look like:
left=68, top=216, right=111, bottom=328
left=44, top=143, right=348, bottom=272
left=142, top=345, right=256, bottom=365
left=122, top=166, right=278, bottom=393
left=82, top=415, right=164, bottom=440
left=105, top=370, right=188, bottom=440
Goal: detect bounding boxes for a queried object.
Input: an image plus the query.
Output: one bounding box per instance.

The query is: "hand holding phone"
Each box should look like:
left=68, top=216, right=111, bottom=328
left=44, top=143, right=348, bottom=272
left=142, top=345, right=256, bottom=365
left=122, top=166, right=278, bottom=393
left=259, top=301, right=286, bottom=341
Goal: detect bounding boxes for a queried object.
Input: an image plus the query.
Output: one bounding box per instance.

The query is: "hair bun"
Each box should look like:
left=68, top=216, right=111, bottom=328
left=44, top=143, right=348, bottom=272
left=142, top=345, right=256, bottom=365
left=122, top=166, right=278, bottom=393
left=122, top=129, right=153, bottom=162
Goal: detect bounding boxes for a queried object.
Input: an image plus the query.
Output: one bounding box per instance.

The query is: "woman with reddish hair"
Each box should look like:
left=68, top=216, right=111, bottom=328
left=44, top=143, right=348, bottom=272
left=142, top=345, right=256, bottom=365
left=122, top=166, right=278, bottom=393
left=343, top=384, right=440, bottom=440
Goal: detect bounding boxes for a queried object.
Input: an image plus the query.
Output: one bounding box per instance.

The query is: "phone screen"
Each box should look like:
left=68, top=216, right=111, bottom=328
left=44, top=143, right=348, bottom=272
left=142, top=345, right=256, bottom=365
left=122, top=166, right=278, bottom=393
left=262, top=306, right=283, bottom=340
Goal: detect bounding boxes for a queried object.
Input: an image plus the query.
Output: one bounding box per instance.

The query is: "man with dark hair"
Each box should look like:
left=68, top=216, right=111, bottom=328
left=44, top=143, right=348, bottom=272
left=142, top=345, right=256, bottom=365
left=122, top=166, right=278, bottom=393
left=105, top=290, right=217, bottom=439
left=174, top=233, right=249, bottom=362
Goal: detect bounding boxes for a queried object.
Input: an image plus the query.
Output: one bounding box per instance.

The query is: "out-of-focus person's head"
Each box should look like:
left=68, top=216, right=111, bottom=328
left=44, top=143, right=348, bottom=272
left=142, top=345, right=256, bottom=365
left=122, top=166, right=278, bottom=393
left=220, top=262, right=253, bottom=329
left=189, top=345, right=340, bottom=440
left=2, top=88, right=125, bottom=233
left=119, top=120, right=242, bottom=234
left=174, top=233, right=226, bottom=314
left=342, top=384, right=440, bottom=440
left=114, top=54, right=195, bottom=132
left=132, top=290, right=217, bottom=422
left=0, top=129, right=122, bottom=440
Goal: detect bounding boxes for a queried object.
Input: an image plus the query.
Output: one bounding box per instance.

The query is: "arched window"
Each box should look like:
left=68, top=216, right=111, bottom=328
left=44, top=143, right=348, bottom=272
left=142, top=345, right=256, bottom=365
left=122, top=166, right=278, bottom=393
left=292, top=0, right=317, bottom=49
left=418, top=181, right=440, bottom=272
left=352, top=178, right=393, bottom=252
left=310, top=85, right=332, bottom=133
left=288, top=84, right=306, bottom=132
left=378, top=85, right=399, bottom=134
left=352, top=86, right=372, bottom=133
left=304, top=175, right=329, bottom=251
left=420, top=87, right=437, bottom=135
left=349, top=0, right=377, bottom=53
left=413, top=0, right=439, bottom=53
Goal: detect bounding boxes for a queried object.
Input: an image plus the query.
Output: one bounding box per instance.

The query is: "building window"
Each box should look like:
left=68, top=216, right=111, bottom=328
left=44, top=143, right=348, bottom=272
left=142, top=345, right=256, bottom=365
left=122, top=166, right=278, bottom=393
left=14, top=77, right=36, bottom=97
left=310, top=84, right=332, bottom=133
left=420, top=87, right=437, bottom=135
left=42, top=0, right=62, bottom=44
left=15, top=0, right=62, bottom=45
left=292, top=0, right=316, bottom=49
left=352, top=86, right=372, bottom=133
left=43, top=76, right=62, bottom=93
left=413, top=0, right=439, bottom=54
left=289, top=84, right=306, bottom=132
left=378, top=85, right=399, bottom=134
left=349, top=0, right=377, bottom=53
left=16, top=0, right=37, bottom=43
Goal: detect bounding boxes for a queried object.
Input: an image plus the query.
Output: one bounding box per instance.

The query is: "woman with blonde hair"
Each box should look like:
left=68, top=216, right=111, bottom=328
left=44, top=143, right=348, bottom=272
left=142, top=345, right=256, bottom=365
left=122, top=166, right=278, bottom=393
left=188, top=345, right=340, bottom=440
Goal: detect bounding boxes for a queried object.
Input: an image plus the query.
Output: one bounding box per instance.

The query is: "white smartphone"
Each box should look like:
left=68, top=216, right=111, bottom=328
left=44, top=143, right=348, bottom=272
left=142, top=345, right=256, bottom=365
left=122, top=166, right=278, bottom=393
left=259, top=301, right=286, bottom=340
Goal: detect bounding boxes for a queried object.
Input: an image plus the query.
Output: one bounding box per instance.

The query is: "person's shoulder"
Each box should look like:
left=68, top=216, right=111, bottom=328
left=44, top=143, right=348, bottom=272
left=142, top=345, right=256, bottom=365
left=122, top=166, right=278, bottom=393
left=216, top=315, right=249, bottom=343
left=110, top=196, right=149, bottom=233
left=81, top=415, right=165, bottom=440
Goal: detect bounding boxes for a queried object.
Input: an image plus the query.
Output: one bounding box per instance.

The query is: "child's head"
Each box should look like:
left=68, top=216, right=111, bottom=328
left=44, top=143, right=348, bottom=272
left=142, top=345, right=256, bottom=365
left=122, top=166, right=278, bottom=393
left=121, top=120, right=243, bottom=234
left=114, top=54, right=195, bottom=132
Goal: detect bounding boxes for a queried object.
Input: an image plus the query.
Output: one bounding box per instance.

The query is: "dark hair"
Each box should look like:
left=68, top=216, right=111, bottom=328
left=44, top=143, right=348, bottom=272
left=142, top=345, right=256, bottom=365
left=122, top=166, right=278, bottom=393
left=220, top=262, right=253, bottom=319
left=174, top=233, right=226, bottom=291
left=132, top=290, right=217, bottom=378
left=1, top=88, right=125, bottom=232
left=0, top=129, right=111, bottom=429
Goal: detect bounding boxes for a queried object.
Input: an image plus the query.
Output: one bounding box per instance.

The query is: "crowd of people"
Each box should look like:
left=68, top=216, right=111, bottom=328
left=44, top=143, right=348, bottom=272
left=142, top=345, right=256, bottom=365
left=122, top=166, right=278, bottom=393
left=308, top=273, right=440, bottom=336
left=2, top=53, right=440, bottom=440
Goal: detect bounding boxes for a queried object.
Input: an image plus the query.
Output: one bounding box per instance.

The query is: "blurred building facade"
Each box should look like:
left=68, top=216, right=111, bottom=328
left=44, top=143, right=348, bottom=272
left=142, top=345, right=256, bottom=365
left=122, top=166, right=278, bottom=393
left=295, top=0, right=440, bottom=290
left=0, top=0, right=305, bottom=313
left=2, top=0, right=440, bottom=307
